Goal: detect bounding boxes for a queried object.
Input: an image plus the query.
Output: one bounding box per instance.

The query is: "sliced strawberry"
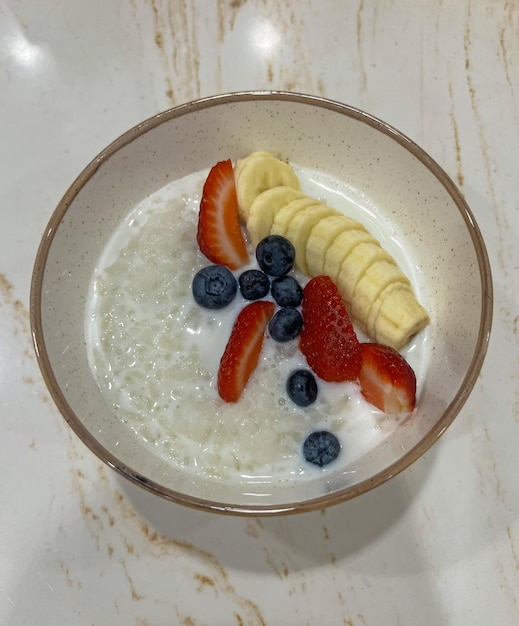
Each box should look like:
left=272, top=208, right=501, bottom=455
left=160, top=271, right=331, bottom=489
left=197, top=159, right=249, bottom=270
left=299, top=276, right=362, bottom=382
left=218, top=300, right=275, bottom=403
left=358, top=342, right=416, bottom=413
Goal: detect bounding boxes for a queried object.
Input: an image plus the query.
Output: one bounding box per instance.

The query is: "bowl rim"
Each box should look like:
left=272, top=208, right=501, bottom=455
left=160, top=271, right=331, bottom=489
left=30, top=90, right=493, bottom=516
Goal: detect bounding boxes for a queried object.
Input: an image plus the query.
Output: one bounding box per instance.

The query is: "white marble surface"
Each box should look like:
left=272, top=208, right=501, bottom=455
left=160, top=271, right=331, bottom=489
left=1, top=1, right=518, bottom=624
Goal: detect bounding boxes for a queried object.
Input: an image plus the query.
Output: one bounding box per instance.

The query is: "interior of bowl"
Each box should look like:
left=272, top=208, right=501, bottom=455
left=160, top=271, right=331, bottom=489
left=30, top=92, right=492, bottom=515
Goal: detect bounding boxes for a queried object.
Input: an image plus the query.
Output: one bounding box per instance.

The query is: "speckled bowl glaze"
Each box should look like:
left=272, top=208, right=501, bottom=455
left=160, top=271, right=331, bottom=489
left=30, top=92, right=492, bottom=515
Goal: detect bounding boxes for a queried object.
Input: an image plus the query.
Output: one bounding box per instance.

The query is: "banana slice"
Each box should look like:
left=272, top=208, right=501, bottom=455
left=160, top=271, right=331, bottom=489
left=336, top=243, right=396, bottom=309
left=323, top=229, right=377, bottom=283
left=285, top=204, right=340, bottom=274
left=366, top=281, right=412, bottom=338
left=234, top=153, right=301, bottom=222
left=270, top=196, right=318, bottom=238
left=246, top=186, right=304, bottom=248
left=234, top=151, right=273, bottom=190
left=372, top=286, right=430, bottom=350
left=347, top=258, right=410, bottom=323
left=306, top=213, right=367, bottom=277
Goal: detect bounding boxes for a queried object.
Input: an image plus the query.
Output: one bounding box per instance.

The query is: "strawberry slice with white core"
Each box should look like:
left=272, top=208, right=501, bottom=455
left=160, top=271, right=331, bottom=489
left=217, top=300, right=275, bottom=403
left=197, top=159, right=249, bottom=270
left=358, top=342, right=416, bottom=413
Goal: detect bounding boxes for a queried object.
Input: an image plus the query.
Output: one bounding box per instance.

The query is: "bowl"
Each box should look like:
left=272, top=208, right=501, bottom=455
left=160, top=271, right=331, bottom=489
left=30, top=91, right=492, bottom=515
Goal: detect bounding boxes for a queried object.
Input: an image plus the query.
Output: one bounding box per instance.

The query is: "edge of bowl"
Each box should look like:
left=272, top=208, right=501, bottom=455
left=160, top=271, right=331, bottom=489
left=30, top=90, right=493, bottom=516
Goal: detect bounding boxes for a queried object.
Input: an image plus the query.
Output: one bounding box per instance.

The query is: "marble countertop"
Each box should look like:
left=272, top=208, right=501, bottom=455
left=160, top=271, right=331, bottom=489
left=1, top=1, right=518, bottom=624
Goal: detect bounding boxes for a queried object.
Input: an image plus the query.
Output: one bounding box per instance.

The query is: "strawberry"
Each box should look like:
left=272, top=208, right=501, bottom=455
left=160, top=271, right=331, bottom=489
left=218, top=300, right=275, bottom=402
left=299, top=276, right=361, bottom=382
left=197, top=159, right=249, bottom=270
left=358, top=342, right=416, bottom=413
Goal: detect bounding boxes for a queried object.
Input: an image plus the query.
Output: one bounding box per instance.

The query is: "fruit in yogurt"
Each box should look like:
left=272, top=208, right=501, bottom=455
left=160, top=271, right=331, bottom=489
left=268, top=307, right=303, bottom=343
left=247, top=186, right=305, bottom=248
left=299, top=276, right=362, bottom=382
left=197, top=159, right=249, bottom=270
left=270, top=197, right=322, bottom=240
left=234, top=151, right=301, bottom=222
left=238, top=269, right=270, bottom=301
left=217, top=300, right=276, bottom=403
left=306, top=214, right=369, bottom=276
left=234, top=152, right=429, bottom=349
left=197, top=157, right=421, bottom=411
left=256, top=234, right=296, bottom=277
left=270, top=275, right=303, bottom=307
left=284, top=202, right=340, bottom=275
left=303, top=430, right=341, bottom=467
left=192, top=264, right=237, bottom=309
left=358, top=342, right=416, bottom=413
left=286, top=369, right=318, bottom=407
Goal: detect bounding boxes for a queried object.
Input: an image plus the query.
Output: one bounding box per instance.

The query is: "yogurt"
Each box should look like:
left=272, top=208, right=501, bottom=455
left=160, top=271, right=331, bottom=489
left=86, top=165, right=431, bottom=485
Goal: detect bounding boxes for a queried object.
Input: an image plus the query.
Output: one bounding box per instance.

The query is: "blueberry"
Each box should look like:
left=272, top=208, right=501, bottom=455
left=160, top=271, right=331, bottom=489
left=238, top=269, right=270, bottom=301
left=287, top=369, right=318, bottom=407
left=303, top=431, right=341, bottom=467
left=268, top=307, right=303, bottom=342
left=271, top=275, right=303, bottom=307
left=256, top=235, right=295, bottom=277
left=192, top=264, right=237, bottom=309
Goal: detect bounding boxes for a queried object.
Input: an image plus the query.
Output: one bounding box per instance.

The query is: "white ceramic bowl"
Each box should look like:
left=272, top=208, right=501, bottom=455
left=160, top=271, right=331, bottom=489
left=30, top=92, right=492, bottom=515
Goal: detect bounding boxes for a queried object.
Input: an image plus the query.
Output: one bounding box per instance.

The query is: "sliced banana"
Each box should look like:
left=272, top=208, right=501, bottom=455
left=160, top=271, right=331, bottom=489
left=336, top=243, right=395, bottom=309
left=366, top=281, right=412, bottom=338
left=246, top=186, right=304, bottom=248
left=234, top=152, right=301, bottom=222
left=234, top=151, right=273, bottom=192
left=270, top=196, right=318, bottom=238
left=348, top=258, right=410, bottom=323
left=285, top=204, right=340, bottom=274
left=234, top=150, right=430, bottom=348
left=372, top=286, right=430, bottom=350
left=306, top=213, right=367, bottom=277
left=323, top=229, right=377, bottom=283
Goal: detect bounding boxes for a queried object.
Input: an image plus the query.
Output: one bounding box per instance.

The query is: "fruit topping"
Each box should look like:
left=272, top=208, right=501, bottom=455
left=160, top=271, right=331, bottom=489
left=306, top=213, right=367, bottom=277
left=232, top=150, right=430, bottom=349
left=271, top=275, right=303, bottom=307
left=197, top=159, right=249, bottom=270
left=287, top=369, right=318, bottom=407
left=358, top=342, right=416, bottom=413
left=192, top=264, right=238, bottom=309
left=303, top=431, right=341, bottom=467
left=247, top=186, right=304, bottom=248
left=268, top=307, right=304, bottom=343
left=217, top=300, right=276, bottom=403
left=256, top=235, right=295, bottom=277
left=270, top=197, right=319, bottom=239
left=286, top=203, right=338, bottom=275
left=238, top=269, right=271, bottom=301
left=192, top=156, right=422, bottom=471
left=234, top=152, right=301, bottom=222
left=299, top=276, right=362, bottom=382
